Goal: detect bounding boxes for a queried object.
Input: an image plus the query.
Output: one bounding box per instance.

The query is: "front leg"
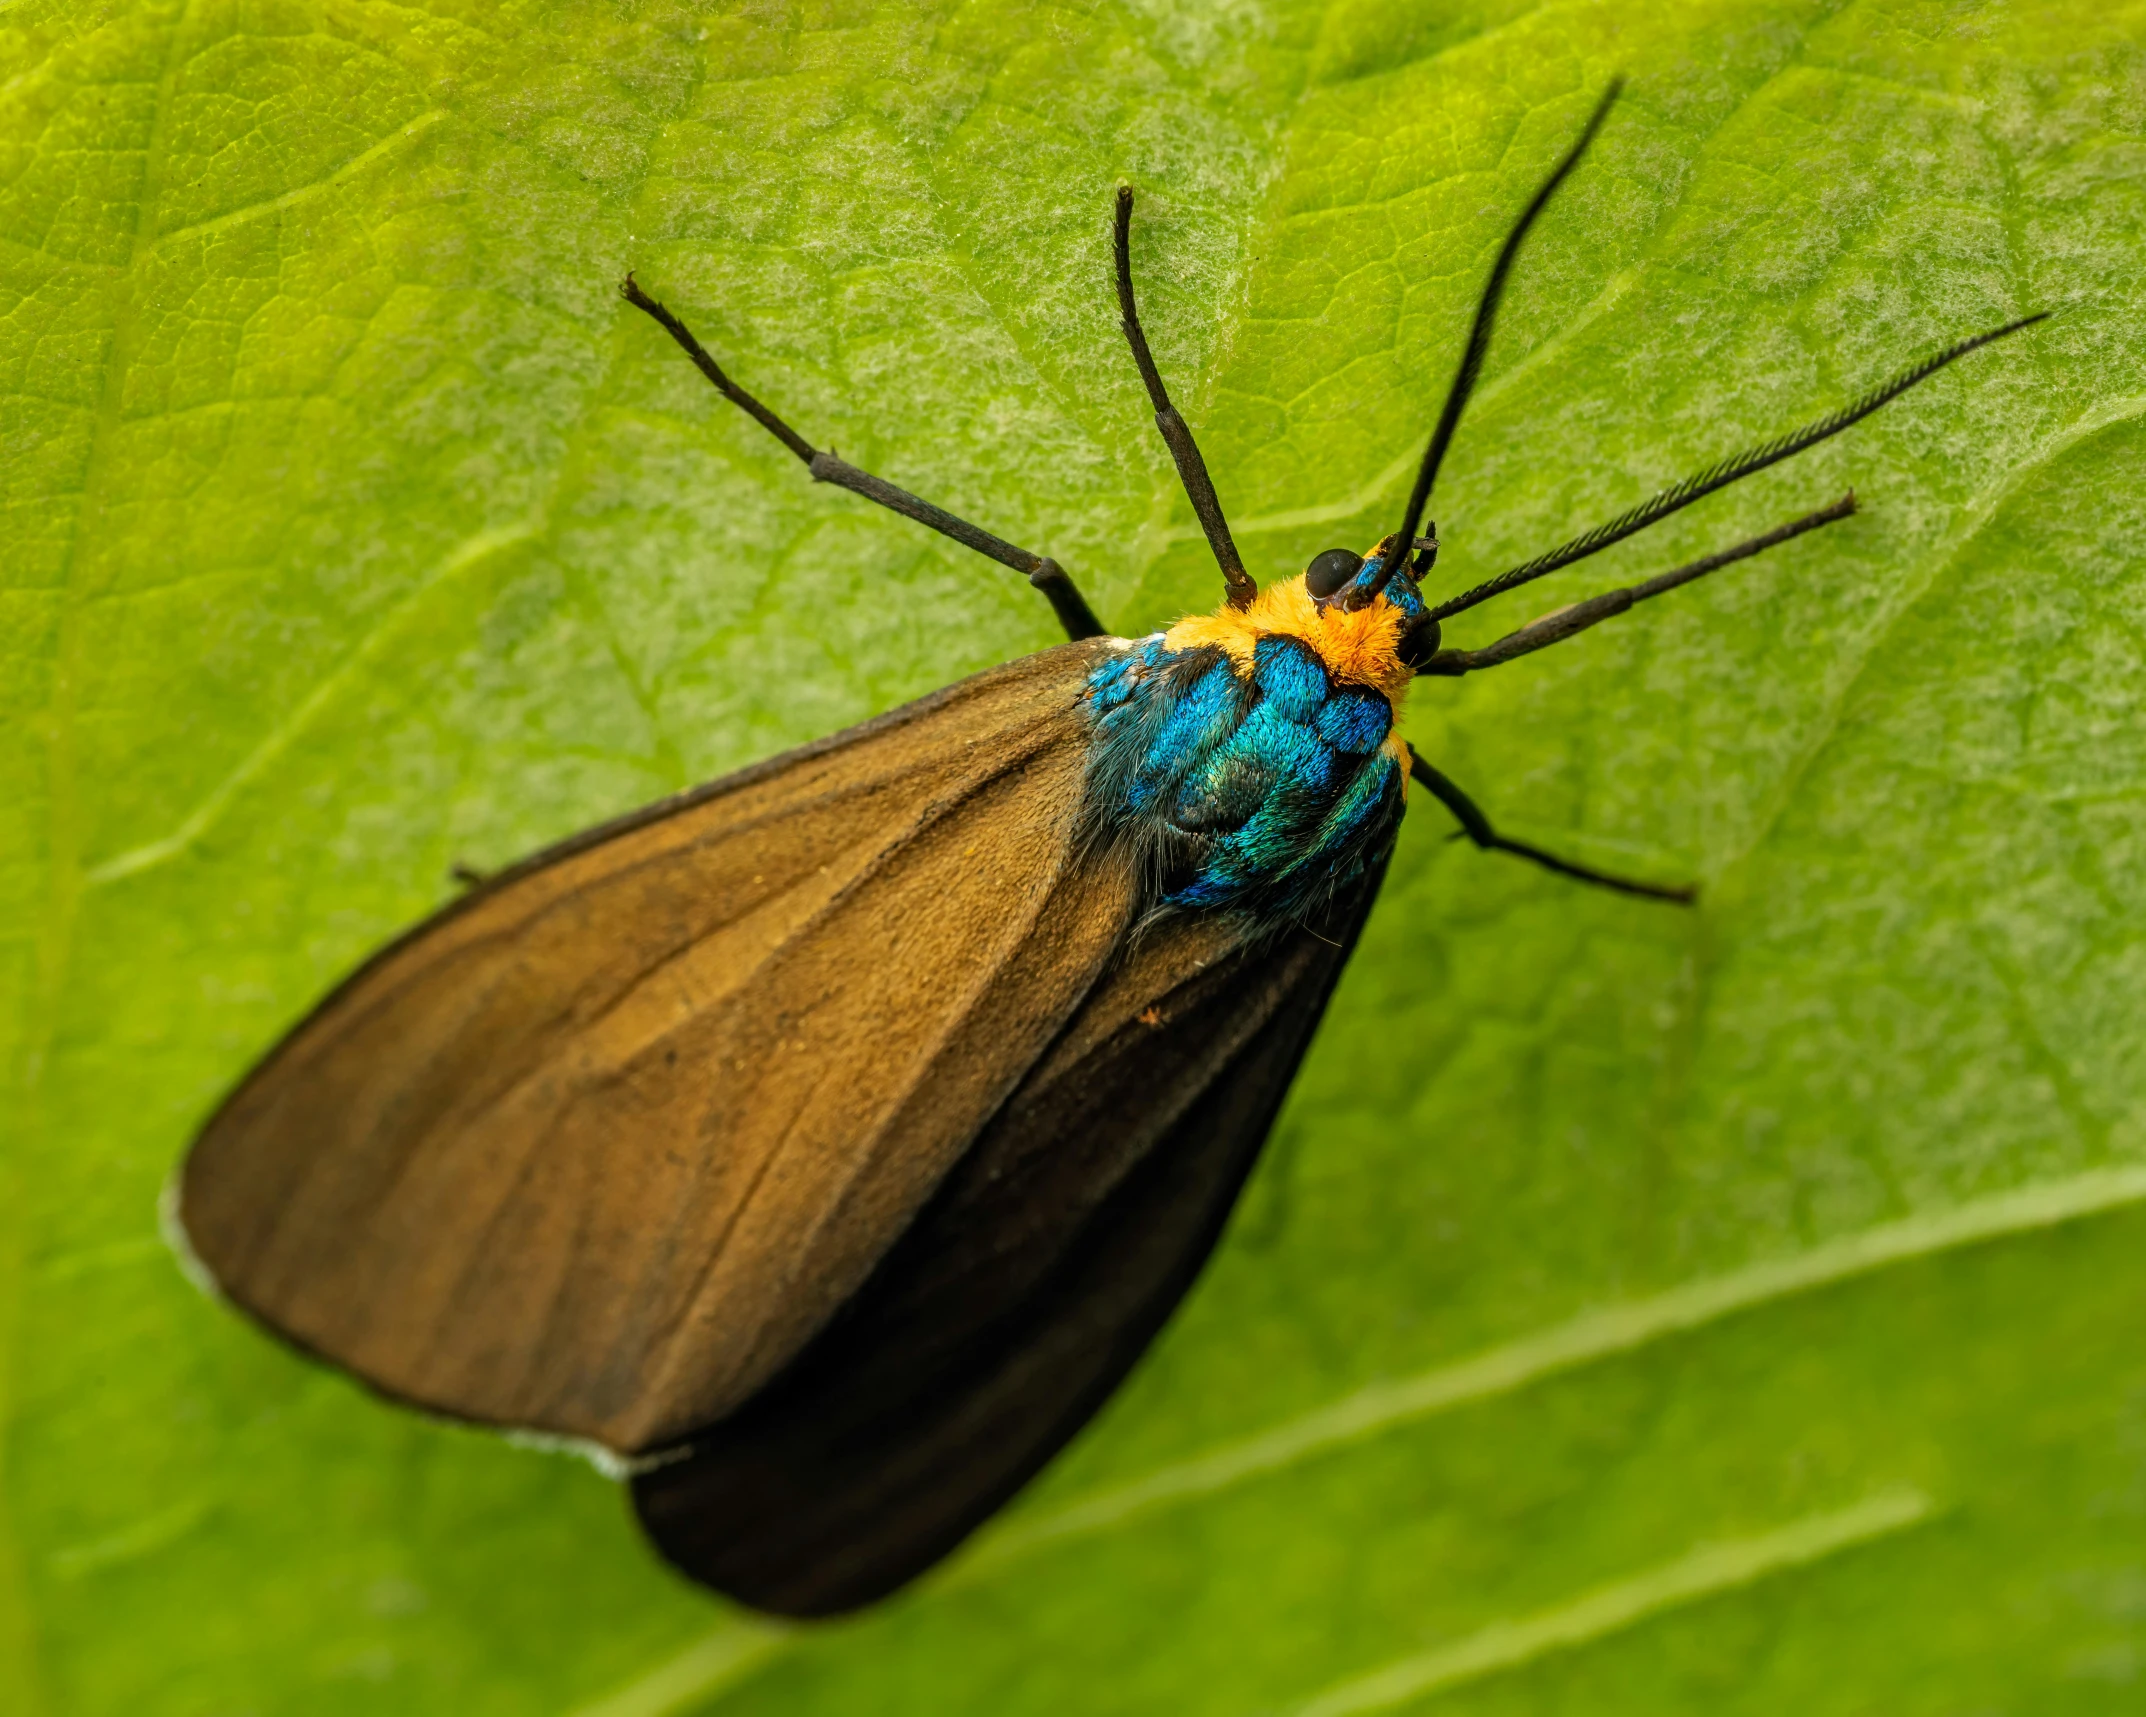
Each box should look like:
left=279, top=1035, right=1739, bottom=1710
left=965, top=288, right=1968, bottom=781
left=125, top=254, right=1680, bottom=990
left=622, top=277, right=1104, bottom=643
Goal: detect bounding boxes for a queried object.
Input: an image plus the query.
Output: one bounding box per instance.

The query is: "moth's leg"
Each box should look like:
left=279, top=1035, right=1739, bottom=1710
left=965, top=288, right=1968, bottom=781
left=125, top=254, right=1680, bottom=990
left=1429, top=310, right=2048, bottom=624
left=1113, top=187, right=1257, bottom=611
left=1405, top=746, right=1695, bottom=904
left=1419, top=493, right=1853, bottom=678
left=620, top=277, right=1105, bottom=643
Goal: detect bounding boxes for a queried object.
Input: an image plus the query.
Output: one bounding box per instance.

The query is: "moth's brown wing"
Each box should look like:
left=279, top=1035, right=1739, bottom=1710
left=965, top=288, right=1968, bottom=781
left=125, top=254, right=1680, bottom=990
left=631, top=866, right=1385, bottom=1615
left=179, top=638, right=1138, bottom=1454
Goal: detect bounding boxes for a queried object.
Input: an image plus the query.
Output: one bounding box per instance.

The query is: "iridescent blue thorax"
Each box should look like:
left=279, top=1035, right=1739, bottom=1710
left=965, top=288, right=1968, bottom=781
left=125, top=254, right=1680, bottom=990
left=1078, top=546, right=1429, bottom=931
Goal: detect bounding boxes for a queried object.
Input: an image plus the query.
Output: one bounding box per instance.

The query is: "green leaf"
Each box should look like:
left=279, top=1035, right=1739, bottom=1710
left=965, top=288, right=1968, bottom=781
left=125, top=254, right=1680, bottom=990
left=8, top=1, right=2146, bottom=1713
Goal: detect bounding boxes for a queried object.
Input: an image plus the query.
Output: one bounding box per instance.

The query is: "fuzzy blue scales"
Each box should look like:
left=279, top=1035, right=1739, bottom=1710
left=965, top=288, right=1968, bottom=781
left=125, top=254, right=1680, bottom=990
left=1080, top=632, right=1405, bottom=929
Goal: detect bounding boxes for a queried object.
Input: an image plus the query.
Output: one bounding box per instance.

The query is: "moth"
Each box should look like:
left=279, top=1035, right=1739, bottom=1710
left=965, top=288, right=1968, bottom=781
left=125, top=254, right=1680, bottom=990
left=175, top=86, right=2040, bottom=1616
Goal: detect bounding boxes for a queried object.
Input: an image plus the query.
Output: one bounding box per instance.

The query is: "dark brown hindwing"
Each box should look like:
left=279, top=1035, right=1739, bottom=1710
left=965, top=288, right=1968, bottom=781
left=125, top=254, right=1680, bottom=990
left=631, top=865, right=1385, bottom=1614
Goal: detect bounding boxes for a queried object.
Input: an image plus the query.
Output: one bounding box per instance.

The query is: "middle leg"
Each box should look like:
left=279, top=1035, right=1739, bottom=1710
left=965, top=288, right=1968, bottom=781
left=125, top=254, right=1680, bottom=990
left=1406, top=747, right=1695, bottom=903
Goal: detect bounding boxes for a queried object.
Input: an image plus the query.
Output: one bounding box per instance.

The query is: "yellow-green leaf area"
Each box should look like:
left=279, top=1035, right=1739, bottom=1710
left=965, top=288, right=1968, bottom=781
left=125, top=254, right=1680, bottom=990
left=7, top=1, right=2146, bottom=1714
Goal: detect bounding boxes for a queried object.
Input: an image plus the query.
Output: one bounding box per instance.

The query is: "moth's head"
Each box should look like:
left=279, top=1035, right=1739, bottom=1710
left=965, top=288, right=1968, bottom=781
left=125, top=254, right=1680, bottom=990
left=1301, top=530, right=1441, bottom=671
left=1162, top=530, right=1439, bottom=705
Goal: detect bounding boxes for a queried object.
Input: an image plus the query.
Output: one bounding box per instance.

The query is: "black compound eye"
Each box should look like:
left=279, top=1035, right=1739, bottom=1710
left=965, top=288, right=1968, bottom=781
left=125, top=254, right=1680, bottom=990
left=1304, top=548, right=1364, bottom=599
left=1396, top=618, right=1442, bottom=669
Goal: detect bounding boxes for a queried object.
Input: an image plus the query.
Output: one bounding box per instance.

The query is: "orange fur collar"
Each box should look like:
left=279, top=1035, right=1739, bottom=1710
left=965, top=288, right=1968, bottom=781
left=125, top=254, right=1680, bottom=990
left=1161, top=575, right=1414, bottom=711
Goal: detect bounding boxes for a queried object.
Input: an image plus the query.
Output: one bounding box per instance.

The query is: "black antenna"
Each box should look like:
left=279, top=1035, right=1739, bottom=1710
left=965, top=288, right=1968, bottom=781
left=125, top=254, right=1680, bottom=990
left=1428, top=311, right=2050, bottom=624
left=1418, top=493, right=1856, bottom=676
left=1357, top=79, right=1622, bottom=606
